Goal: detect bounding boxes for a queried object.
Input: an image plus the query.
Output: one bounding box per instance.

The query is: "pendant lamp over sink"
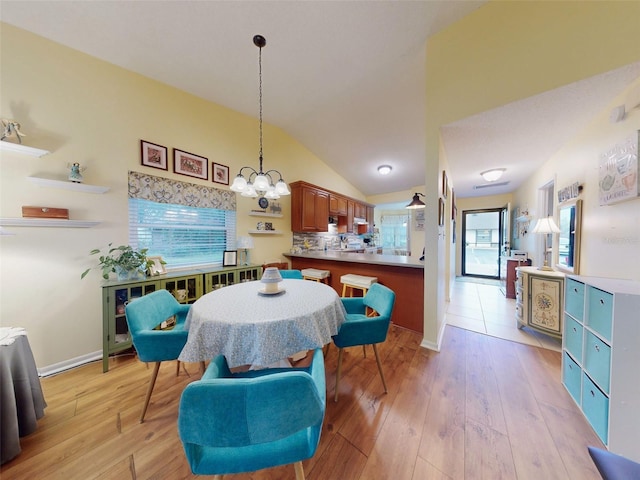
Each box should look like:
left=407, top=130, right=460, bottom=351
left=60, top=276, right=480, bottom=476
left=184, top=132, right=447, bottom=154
left=406, top=192, right=426, bottom=209
left=230, top=35, right=290, bottom=208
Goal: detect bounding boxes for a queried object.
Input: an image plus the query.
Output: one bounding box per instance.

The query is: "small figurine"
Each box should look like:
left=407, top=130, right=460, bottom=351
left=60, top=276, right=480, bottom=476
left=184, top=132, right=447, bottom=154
left=1, top=119, right=27, bottom=144
left=68, top=163, right=86, bottom=183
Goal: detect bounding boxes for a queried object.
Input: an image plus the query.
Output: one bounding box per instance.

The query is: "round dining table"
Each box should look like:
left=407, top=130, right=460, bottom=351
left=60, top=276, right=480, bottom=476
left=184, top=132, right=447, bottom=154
left=178, top=279, right=346, bottom=368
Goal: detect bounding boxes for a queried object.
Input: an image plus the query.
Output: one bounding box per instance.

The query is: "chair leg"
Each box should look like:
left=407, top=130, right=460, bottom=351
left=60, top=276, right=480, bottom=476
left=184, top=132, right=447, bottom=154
left=372, top=344, right=388, bottom=393
left=362, top=345, right=367, bottom=358
left=334, top=347, right=344, bottom=402
left=323, top=343, right=330, bottom=358
left=175, top=360, right=180, bottom=376
left=213, top=476, right=223, bottom=480
left=294, top=461, right=305, bottom=480
left=140, top=361, right=161, bottom=423
left=200, top=361, right=206, bottom=375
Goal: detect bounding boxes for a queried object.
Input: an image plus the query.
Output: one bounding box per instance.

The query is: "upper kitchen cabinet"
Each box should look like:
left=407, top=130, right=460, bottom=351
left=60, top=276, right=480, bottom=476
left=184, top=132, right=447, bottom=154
left=329, top=194, right=347, bottom=216
left=291, top=181, right=329, bottom=232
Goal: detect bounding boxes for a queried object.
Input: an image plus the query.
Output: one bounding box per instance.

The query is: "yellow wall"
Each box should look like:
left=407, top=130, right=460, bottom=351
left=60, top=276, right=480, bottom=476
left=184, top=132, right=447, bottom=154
left=513, top=78, right=640, bottom=280
left=425, top=0, right=640, bottom=349
left=0, top=23, right=361, bottom=370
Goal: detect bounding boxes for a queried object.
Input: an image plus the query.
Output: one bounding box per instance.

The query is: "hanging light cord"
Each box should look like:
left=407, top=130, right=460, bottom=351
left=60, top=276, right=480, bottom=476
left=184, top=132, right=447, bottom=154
left=258, top=39, right=263, bottom=172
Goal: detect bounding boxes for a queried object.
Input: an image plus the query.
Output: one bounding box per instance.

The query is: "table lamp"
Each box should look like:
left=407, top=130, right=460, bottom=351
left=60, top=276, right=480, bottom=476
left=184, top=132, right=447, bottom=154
left=531, top=216, right=560, bottom=271
left=237, top=236, right=254, bottom=265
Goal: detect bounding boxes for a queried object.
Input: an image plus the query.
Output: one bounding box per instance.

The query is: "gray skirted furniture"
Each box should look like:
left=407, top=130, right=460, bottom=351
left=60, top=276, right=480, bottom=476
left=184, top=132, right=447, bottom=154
left=1, top=330, right=46, bottom=464
left=178, top=348, right=326, bottom=479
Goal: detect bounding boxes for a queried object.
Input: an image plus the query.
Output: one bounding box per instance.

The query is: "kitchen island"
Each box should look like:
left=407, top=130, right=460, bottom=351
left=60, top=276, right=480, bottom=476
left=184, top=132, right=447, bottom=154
left=284, top=251, right=424, bottom=333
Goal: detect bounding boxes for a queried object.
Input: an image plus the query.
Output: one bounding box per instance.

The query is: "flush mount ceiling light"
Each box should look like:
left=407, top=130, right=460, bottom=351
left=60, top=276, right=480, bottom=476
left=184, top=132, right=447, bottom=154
left=377, top=165, right=392, bottom=175
left=230, top=35, right=290, bottom=207
left=480, top=168, right=506, bottom=182
left=405, top=192, right=426, bottom=209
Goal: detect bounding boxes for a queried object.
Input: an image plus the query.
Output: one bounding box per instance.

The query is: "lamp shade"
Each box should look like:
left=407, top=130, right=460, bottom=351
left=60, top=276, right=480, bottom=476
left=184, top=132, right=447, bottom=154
left=532, top=216, right=560, bottom=234
left=237, top=236, right=254, bottom=249
left=406, top=193, right=426, bottom=209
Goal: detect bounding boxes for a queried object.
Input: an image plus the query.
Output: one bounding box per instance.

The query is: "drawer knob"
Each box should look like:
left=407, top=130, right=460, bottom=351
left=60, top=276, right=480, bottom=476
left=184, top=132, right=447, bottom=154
left=590, top=390, right=595, bottom=397
left=595, top=344, right=600, bottom=352
left=574, top=288, right=578, bottom=293
left=572, top=327, right=577, bottom=333
left=599, top=299, right=604, bottom=305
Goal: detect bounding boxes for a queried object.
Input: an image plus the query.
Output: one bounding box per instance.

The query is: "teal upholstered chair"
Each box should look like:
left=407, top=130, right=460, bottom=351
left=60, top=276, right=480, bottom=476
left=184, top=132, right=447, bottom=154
left=588, top=446, right=640, bottom=479
left=332, top=282, right=396, bottom=402
left=178, top=349, right=326, bottom=480
left=279, top=269, right=304, bottom=279
left=124, top=289, right=190, bottom=422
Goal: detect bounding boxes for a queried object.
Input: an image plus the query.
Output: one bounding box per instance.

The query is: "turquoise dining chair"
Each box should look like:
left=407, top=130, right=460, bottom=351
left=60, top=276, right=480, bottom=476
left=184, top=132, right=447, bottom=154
left=279, top=269, right=304, bottom=279
left=331, top=282, right=396, bottom=402
left=178, top=349, right=326, bottom=480
left=588, top=446, right=640, bottom=480
left=124, top=289, right=190, bottom=422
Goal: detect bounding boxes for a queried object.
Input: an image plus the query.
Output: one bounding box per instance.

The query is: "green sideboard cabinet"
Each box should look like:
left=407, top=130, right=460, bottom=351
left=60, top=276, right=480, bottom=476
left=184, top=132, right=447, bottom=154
left=101, top=265, right=262, bottom=372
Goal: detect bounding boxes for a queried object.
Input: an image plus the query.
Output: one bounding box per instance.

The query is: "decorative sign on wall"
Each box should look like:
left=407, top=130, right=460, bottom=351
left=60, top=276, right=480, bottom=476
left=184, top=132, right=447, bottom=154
left=598, top=130, right=639, bottom=206
left=557, top=182, right=582, bottom=204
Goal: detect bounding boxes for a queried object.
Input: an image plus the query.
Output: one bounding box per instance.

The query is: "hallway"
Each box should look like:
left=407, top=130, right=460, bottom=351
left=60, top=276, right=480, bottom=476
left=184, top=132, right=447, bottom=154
left=447, top=277, right=562, bottom=352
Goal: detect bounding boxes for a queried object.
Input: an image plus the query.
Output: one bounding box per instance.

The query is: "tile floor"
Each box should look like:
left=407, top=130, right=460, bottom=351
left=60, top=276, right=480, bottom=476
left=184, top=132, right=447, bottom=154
left=447, top=276, right=563, bottom=352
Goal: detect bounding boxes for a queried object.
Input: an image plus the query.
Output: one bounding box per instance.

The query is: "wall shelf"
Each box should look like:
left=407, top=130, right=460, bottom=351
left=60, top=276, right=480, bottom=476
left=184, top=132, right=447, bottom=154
left=27, top=176, right=110, bottom=194
left=0, top=218, right=100, bottom=228
left=248, top=230, right=282, bottom=235
left=515, top=215, right=532, bottom=223
left=248, top=211, right=283, bottom=218
left=1, top=141, right=50, bottom=158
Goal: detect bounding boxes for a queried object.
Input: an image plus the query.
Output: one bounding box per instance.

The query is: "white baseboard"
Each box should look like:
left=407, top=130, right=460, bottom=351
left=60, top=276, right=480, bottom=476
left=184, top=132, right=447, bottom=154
left=419, top=318, right=446, bottom=352
left=38, top=350, right=102, bottom=377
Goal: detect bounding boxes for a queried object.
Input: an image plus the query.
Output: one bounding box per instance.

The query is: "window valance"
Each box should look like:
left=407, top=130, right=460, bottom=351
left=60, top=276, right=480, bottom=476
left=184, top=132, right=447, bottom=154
left=128, top=171, right=236, bottom=211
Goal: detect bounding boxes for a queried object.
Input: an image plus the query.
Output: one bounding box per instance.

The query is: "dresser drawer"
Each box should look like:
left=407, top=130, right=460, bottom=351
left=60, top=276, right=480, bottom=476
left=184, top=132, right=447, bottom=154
left=563, top=351, right=581, bottom=405
left=564, top=314, right=583, bottom=361
left=515, top=287, right=524, bottom=305
left=565, top=278, right=585, bottom=321
left=586, top=286, right=613, bottom=342
left=583, top=330, right=611, bottom=394
left=582, top=372, right=609, bottom=445
left=515, top=302, right=523, bottom=320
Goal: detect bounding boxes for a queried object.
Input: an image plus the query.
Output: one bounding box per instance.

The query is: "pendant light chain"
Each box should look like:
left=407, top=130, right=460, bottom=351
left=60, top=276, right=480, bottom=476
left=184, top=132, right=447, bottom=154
left=258, top=43, right=263, bottom=172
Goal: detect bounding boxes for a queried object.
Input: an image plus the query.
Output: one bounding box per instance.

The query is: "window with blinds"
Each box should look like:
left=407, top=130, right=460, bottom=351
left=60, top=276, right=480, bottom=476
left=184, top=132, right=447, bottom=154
left=128, top=198, right=236, bottom=268
left=379, top=214, right=410, bottom=254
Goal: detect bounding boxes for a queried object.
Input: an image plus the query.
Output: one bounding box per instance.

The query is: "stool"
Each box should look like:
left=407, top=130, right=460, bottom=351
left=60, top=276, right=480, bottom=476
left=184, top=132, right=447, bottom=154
left=340, top=274, right=377, bottom=297
left=301, top=268, right=331, bottom=284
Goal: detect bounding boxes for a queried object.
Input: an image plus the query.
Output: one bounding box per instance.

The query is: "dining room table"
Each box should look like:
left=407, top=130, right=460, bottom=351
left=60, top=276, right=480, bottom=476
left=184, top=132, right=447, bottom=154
left=178, top=279, right=347, bottom=368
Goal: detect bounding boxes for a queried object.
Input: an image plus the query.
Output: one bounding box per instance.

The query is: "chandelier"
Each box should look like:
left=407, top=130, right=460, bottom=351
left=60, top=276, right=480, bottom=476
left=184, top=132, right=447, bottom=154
left=230, top=35, right=290, bottom=206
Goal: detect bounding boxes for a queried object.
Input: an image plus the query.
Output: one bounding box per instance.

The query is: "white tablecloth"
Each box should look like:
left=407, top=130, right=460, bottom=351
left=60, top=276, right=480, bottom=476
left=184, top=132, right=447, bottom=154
left=179, top=279, right=346, bottom=368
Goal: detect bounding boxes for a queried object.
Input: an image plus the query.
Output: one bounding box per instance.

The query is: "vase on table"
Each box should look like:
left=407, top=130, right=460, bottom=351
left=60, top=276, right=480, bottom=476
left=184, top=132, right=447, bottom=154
left=115, top=266, right=145, bottom=281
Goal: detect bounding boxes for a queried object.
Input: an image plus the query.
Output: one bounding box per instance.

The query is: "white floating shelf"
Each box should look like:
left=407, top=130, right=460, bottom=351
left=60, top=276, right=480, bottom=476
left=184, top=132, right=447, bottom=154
left=248, top=230, right=282, bottom=235
left=27, top=176, right=110, bottom=194
left=515, top=215, right=532, bottom=223
left=1, top=141, right=50, bottom=157
left=0, top=218, right=100, bottom=228
left=248, top=211, right=283, bottom=218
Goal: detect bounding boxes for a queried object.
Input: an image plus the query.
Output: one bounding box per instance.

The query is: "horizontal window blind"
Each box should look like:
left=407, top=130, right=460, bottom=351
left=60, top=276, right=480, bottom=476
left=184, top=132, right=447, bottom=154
left=129, top=198, right=236, bottom=268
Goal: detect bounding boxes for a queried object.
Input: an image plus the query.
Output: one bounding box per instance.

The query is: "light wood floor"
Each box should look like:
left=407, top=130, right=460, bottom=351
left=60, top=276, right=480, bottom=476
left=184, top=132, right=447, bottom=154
left=2, top=293, right=604, bottom=479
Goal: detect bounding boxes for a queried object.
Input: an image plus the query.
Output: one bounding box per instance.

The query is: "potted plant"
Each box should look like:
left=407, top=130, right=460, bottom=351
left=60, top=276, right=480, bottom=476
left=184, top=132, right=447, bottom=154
left=81, top=244, right=155, bottom=280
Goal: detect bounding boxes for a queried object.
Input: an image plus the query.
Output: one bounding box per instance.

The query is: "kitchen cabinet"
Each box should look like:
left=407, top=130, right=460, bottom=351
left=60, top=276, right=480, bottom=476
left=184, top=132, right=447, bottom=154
left=291, top=181, right=329, bottom=232
left=329, top=194, right=347, bottom=215
left=561, top=275, right=640, bottom=461
left=290, top=180, right=374, bottom=233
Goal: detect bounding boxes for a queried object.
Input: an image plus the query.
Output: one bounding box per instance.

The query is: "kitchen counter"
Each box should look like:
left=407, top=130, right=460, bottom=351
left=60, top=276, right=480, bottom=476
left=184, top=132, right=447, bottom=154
left=284, top=251, right=424, bottom=333
left=285, top=251, right=424, bottom=268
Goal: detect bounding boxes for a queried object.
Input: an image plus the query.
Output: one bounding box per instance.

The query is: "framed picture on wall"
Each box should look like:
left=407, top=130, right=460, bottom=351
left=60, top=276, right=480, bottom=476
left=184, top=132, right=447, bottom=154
left=223, top=250, right=237, bottom=267
left=438, top=197, right=445, bottom=226
left=442, top=170, right=448, bottom=198
left=140, top=140, right=168, bottom=170
left=173, top=148, right=208, bottom=180
left=212, top=162, right=229, bottom=185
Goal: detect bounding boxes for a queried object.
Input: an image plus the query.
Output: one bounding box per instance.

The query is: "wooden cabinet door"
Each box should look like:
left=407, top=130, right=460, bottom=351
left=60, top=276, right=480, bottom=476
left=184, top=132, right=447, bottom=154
left=347, top=200, right=354, bottom=233
left=314, top=190, right=329, bottom=231
left=329, top=195, right=347, bottom=215
left=354, top=202, right=366, bottom=219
